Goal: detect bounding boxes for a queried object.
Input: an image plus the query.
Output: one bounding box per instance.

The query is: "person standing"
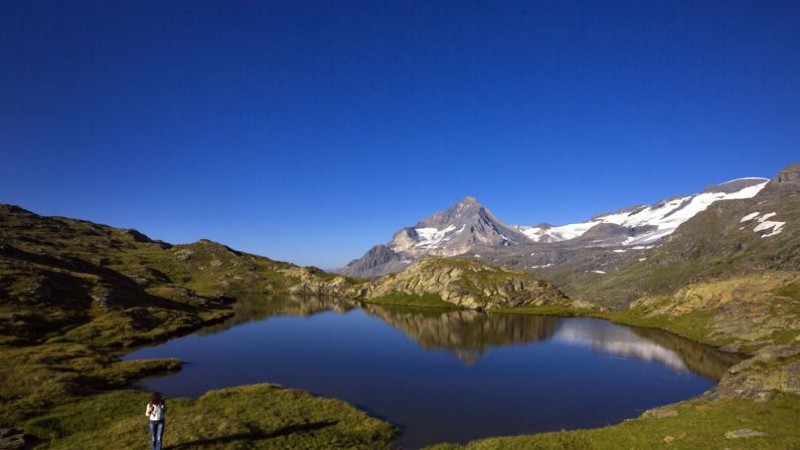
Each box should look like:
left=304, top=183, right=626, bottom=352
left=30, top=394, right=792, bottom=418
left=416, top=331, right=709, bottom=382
left=145, top=392, right=167, bottom=450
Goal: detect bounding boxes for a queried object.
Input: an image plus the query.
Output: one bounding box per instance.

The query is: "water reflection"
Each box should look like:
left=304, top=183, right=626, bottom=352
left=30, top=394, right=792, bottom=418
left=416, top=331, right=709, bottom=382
left=630, top=328, right=740, bottom=380
left=553, top=320, right=691, bottom=371
left=362, top=305, right=559, bottom=365
left=197, top=295, right=359, bottom=335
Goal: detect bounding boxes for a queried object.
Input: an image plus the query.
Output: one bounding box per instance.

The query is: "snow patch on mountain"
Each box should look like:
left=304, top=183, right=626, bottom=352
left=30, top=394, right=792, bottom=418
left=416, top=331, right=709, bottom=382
left=515, top=222, right=598, bottom=242
left=516, top=178, right=769, bottom=246
left=415, top=225, right=462, bottom=249
left=740, top=212, right=761, bottom=222
left=742, top=211, right=786, bottom=238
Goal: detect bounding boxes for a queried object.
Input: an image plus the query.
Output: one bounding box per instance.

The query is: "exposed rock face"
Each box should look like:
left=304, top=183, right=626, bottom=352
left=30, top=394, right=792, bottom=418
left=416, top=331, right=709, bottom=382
left=359, top=258, right=572, bottom=309
left=763, top=162, right=800, bottom=194
left=286, top=268, right=352, bottom=297
left=709, top=345, right=800, bottom=402
left=338, top=244, right=411, bottom=279
left=0, top=428, right=24, bottom=449
left=339, top=197, right=531, bottom=278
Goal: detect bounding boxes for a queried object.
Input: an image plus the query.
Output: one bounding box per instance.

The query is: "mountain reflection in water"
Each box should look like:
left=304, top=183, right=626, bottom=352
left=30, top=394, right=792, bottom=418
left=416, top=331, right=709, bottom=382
left=194, top=296, right=737, bottom=379
left=361, top=305, right=559, bottom=365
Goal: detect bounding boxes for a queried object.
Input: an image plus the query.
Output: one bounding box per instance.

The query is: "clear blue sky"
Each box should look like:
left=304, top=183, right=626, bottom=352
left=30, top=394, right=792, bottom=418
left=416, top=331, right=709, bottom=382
left=1, top=1, right=798, bottom=268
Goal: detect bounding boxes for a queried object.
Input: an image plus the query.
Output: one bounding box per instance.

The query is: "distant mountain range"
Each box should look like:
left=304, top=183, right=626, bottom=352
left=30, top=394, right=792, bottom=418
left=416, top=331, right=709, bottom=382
left=339, top=175, right=772, bottom=279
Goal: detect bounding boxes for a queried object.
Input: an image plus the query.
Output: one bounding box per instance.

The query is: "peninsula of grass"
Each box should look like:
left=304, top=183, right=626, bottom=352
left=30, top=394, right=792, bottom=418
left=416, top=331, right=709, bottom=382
left=24, top=384, right=396, bottom=450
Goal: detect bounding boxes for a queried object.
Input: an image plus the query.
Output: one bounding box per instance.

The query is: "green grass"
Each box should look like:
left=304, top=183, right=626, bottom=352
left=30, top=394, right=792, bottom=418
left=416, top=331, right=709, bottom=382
left=606, top=309, right=721, bottom=345
left=363, top=292, right=460, bottom=309
left=0, top=342, right=181, bottom=426
left=24, top=384, right=396, bottom=449
left=426, top=394, right=800, bottom=449
left=491, top=304, right=585, bottom=317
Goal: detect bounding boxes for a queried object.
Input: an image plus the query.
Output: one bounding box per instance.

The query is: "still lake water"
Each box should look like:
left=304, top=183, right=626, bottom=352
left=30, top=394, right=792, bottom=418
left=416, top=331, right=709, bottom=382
left=124, top=297, right=738, bottom=449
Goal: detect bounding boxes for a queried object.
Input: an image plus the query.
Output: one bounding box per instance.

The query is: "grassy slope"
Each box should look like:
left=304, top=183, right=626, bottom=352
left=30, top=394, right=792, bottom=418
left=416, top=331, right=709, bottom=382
left=0, top=205, right=287, bottom=424
left=429, top=394, right=800, bottom=450
left=362, top=292, right=461, bottom=309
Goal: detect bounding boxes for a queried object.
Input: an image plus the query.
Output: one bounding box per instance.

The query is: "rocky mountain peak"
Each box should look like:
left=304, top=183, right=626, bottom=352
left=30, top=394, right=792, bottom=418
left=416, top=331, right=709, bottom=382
left=339, top=197, right=532, bottom=278
left=340, top=166, right=785, bottom=279
left=416, top=197, right=486, bottom=228
left=772, top=163, right=800, bottom=187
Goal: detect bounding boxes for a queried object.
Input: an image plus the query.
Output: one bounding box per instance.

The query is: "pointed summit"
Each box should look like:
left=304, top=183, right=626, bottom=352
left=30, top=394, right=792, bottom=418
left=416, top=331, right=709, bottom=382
left=339, top=197, right=532, bottom=277
left=763, top=162, right=800, bottom=193
left=460, top=196, right=479, bottom=206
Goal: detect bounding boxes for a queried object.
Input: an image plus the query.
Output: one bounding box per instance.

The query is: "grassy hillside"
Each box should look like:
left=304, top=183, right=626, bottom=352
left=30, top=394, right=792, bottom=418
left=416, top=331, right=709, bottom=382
left=0, top=205, right=396, bottom=448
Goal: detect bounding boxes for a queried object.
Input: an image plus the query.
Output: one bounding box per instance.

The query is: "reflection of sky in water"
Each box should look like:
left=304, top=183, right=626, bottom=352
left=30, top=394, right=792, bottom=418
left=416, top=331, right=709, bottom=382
left=125, top=305, right=734, bottom=449
left=552, top=320, right=689, bottom=371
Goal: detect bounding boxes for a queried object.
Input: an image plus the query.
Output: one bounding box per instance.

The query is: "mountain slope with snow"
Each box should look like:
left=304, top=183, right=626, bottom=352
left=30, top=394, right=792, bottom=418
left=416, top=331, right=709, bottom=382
left=514, top=178, right=769, bottom=246
left=579, top=164, right=800, bottom=308
left=340, top=176, right=773, bottom=279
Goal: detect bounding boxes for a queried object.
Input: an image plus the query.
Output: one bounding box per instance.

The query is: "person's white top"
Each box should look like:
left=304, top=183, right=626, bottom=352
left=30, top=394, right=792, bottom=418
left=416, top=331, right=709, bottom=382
left=146, top=402, right=166, bottom=421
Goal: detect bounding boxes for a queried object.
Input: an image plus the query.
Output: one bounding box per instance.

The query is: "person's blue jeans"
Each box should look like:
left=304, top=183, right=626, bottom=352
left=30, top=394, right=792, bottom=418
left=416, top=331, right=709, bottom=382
left=149, top=420, right=165, bottom=450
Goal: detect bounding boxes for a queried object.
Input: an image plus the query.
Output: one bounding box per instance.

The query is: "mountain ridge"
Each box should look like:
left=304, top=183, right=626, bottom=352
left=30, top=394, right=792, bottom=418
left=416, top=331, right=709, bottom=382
left=341, top=175, right=771, bottom=278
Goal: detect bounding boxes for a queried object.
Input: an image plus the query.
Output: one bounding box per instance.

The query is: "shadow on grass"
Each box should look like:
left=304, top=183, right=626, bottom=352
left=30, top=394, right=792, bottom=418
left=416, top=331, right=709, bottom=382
left=165, top=420, right=339, bottom=449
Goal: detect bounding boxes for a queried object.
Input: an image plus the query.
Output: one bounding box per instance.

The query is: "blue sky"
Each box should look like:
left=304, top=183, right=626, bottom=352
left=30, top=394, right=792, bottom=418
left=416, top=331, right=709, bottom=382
left=1, top=1, right=798, bottom=268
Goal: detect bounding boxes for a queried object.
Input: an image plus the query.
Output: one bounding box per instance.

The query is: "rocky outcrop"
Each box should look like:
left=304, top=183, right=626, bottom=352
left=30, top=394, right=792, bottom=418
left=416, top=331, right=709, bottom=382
left=0, top=428, right=24, bottom=449
left=762, top=162, right=800, bottom=194
left=630, top=273, right=800, bottom=351
left=359, top=258, right=575, bottom=309
left=708, top=345, right=800, bottom=402
left=285, top=267, right=353, bottom=297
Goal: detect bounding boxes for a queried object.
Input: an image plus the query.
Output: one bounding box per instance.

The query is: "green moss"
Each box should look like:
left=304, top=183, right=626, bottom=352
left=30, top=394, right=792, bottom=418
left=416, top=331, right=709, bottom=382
left=25, top=384, right=396, bottom=449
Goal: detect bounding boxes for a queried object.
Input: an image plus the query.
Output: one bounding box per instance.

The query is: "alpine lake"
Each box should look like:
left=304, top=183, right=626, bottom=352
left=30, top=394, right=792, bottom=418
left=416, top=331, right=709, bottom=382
left=124, top=296, right=739, bottom=449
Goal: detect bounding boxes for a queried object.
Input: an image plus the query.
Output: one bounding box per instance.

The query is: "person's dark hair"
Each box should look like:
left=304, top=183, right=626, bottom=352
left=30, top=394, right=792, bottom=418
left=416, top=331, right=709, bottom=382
left=150, top=391, right=165, bottom=406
